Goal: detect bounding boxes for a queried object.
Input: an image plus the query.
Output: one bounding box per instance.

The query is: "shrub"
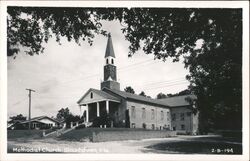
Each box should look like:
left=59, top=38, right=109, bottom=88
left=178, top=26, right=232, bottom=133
left=91, top=114, right=113, bottom=127
left=14, top=123, right=28, bottom=130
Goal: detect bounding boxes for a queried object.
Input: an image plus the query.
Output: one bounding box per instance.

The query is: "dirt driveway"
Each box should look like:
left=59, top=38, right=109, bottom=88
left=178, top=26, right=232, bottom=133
left=8, top=135, right=241, bottom=154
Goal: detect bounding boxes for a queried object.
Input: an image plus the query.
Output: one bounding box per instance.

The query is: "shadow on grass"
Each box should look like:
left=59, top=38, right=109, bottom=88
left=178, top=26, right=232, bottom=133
left=145, top=136, right=242, bottom=154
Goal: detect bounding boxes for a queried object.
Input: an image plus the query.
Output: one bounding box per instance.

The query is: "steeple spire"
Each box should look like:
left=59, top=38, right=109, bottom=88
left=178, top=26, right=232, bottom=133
left=104, top=33, right=115, bottom=58
left=101, top=33, right=120, bottom=91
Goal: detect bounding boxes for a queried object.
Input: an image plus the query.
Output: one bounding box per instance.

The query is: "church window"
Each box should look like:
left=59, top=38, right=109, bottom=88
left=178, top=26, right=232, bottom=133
left=161, top=111, right=164, bottom=120
left=181, top=113, right=185, bottom=121
left=181, top=124, right=185, bottom=130
left=167, top=111, right=170, bottom=121
left=172, top=113, right=176, bottom=121
left=90, top=92, right=93, bottom=99
left=151, top=124, right=155, bottom=130
left=111, top=59, right=114, bottom=64
left=106, top=58, right=109, bottom=64
left=151, top=109, right=155, bottom=120
left=131, top=106, right=136, bottom=118
left=142, top=108, right=146, bottom=119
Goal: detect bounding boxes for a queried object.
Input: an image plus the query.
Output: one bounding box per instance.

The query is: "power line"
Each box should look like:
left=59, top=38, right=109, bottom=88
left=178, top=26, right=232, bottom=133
left=143, top=81, right=189, bottom=90
left=118, top=59, right=155, bottom=71
left=33, top=96, right=76, bottom=99
left=142, top=79, right=188, bottom=88
left=10, top=97, right=27, bottom=106
left=126, top=78, right=186, bottom=88
left=57, top=59, right=155, bottom=85
left=32, top=80, right=189, bottom=100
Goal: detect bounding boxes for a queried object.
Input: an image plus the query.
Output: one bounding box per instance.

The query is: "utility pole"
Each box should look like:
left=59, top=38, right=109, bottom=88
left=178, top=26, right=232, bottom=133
left=26, top=88, right=35, bottom=130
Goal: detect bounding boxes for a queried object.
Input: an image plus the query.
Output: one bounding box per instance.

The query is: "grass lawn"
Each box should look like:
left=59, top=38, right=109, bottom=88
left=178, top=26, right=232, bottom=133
left=8, top=130, right=44, bottom=139
left=8, top=129, right=59, bottom=140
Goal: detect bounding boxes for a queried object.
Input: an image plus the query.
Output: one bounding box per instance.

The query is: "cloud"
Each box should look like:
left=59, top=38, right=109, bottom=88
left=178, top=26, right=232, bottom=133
left=33, top=102, right=56, bottom=116
left=38, top=79, right=59, bottom=94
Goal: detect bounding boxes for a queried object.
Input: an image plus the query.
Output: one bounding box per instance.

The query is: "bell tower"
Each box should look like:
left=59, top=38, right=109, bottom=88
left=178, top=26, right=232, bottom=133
left=101, top=34, right=120, bottom=90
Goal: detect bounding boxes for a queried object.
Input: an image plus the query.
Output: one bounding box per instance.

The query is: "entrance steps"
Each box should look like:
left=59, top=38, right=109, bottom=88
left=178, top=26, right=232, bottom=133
left=43, top=122, right=92, bottom=138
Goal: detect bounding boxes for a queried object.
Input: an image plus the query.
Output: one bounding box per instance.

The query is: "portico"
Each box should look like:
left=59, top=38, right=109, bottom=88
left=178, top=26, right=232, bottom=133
left=77, top=88, right=121, bottom=123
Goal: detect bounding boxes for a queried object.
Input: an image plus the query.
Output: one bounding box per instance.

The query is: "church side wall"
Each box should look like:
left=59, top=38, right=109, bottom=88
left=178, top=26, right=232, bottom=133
left=126, top=101, right=171, bottom=130
left=114, top=98, right=127, bottom=127
left=170, top=106, right=199, bottom=134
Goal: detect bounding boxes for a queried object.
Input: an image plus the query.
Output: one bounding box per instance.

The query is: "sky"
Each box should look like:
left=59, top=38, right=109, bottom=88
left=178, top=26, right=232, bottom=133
left=7, top=20, right=190, bottom=119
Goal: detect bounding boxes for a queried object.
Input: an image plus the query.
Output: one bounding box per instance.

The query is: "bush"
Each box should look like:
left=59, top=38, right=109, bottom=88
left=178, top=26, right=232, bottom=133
left=14, top=123, right=28, bottom=130
left=91, top=114, right=113, bottom=128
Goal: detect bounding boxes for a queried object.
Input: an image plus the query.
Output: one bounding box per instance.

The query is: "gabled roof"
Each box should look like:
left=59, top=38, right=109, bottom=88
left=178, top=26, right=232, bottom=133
left=104, top=34, right=115, bottom=58
left=158, top=94, right=197, bottom=107
left=28, top=116, right=61, bottom=123
left=77, top=88, right=121, bottom=104
left=19, top=120, right=47, bottom=124
left=103, top=88, right=170, bottom=108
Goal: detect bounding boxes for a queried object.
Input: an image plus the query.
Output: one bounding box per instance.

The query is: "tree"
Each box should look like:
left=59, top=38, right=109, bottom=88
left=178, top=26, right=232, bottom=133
left=8, top=7, right=242, bottom=132
left=156, top=93, right=167, bottom=99
left=65, top=114, right=81, bottom=127
left=7, top=7, right=108, bottom=56
left=9, top=114, right=26, bottom=123
left=56, top=107, right=70, bottom=120
left=139, top=91, right=146, bottom=97
left=163, top=89, right=192, bottom=98
left=177, top=89, right=191, bottom=96
left=109, top=8, right=241, bottom=132
left=124, top=86, right=135, bottom=94
left=56, top=107, right=81, bottom=127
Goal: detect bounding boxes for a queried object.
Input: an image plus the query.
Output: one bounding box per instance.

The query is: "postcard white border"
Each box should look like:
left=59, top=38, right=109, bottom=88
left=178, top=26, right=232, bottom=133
left=0, top=1, right=249, bottom=161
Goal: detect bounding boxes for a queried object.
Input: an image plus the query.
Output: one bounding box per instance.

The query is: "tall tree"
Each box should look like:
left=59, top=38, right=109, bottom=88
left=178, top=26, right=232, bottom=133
left=156, top=93, right=167, bottom=99
left=56, top=107, right=70, bottom=120
left=9, top=114, right=26, bottom=123
left=7, top=7, right=242, bottom=132
left=124, top=86, right=135, bottom=94
left=7, top=7, right=108, bottom=56
left=139, top=91, right=146, bottom=97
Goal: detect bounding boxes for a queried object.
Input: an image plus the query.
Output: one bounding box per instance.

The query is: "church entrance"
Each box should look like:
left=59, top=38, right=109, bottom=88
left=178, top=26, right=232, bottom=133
left=86, top=100, right=120, bottom=127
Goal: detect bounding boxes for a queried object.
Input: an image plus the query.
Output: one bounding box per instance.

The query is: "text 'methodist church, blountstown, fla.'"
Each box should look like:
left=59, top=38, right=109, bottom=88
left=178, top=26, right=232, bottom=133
left=77, top=34, right=199, bottom=134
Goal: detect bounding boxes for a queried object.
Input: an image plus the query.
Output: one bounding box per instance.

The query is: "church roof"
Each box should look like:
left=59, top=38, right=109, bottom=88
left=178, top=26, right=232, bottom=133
left=77, top=88, right=121, bottom=104
left=90, top=88, right=120, bottom=101
left=103, top=88, right=170, bottom=108
left=78, top=88, right=195, bottom=108
left=158, top=94, right=197, bottom=107
left=104, top=34, right=116, bottom=58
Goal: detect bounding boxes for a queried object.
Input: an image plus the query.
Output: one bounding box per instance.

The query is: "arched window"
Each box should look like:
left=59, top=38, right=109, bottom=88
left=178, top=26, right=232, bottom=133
left=90, top=92, right=93, bottom=99
left=111, top=59, right=114, bottom=64
left=106, top=59, right=109, bottom=64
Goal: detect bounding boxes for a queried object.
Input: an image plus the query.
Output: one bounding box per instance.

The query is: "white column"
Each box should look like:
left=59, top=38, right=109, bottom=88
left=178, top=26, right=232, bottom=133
left=106, top=100, right=109, bottom=114
left=97, top=102, right=100, bottom=117
left=86, top=104, right=89, bottom=122
left=79, top=105, right=82, bottom=115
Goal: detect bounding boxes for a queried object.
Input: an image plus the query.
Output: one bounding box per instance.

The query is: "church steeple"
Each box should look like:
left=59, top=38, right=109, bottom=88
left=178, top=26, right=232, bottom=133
left=105, top=34, right=116, bottom=58
left=101, top=34, right=120, bottom=91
